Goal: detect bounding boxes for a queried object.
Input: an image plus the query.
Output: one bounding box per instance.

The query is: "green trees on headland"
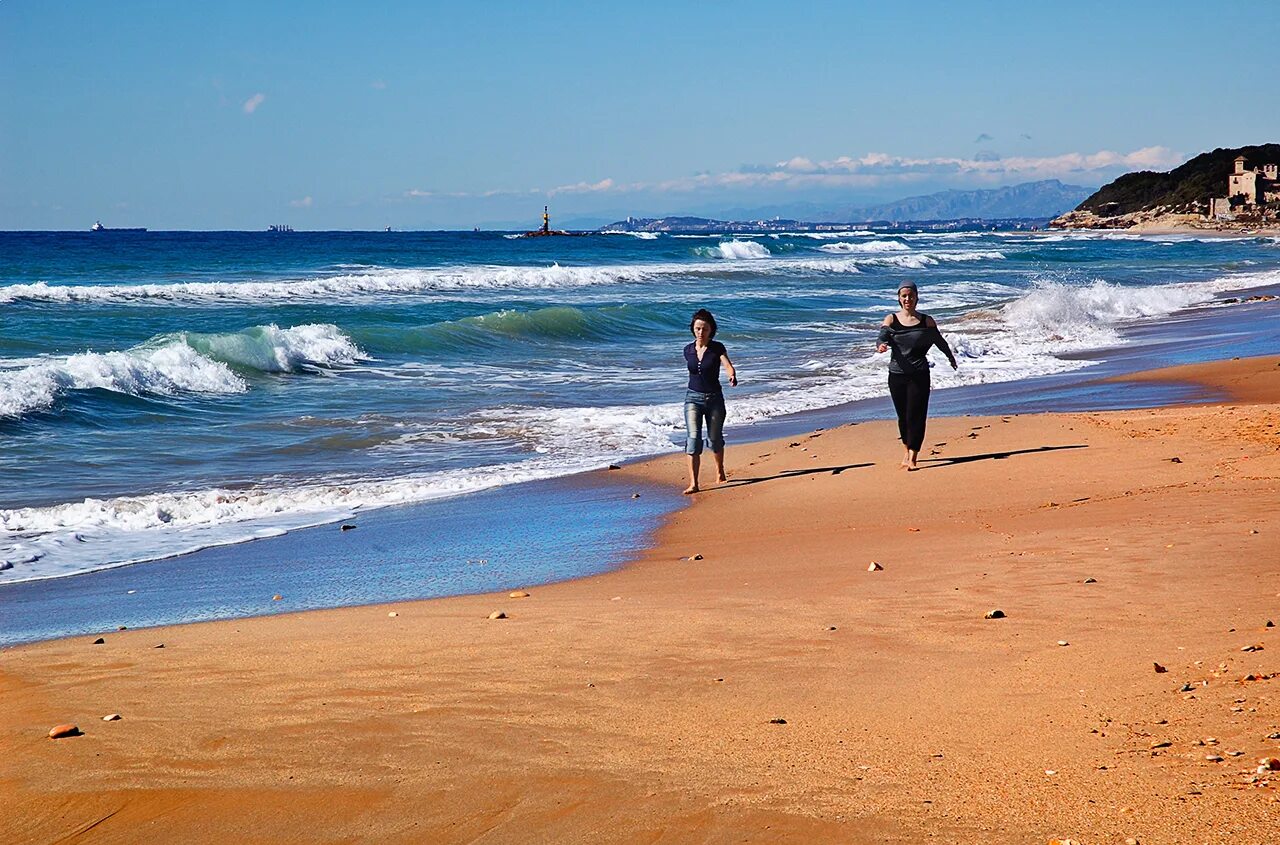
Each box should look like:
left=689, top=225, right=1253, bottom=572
left=1077, top=144, right=1280, bottom=215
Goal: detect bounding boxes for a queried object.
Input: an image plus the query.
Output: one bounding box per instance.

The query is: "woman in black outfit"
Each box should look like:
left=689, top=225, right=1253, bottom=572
left=876, top=282, right=958, bottom=470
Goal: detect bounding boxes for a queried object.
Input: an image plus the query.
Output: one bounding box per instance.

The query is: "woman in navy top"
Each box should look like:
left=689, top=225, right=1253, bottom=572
left=683, top=308, right=738, bottom=494
left=876, top=282, right=958, bottom=471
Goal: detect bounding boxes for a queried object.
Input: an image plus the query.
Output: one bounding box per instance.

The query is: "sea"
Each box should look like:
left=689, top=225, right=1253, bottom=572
left=3, top=227, right=1279, bottom=644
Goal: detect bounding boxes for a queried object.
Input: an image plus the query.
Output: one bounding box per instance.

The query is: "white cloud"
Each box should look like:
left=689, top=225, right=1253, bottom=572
left=399, top=146, right=1181, bottom=202
left=243, top=93, right=266, bottom=114
left=548, top=178, right=615, bottom=196
left=290, top=196, right=313, bottom=208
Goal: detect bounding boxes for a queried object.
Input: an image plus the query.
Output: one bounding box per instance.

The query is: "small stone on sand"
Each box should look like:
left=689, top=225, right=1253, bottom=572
left=1206, top=754, right=1224, bottom=762
left=867, top=561, right=883, bottom=572
left=92, top=637, right=105, bottom=645
left=154, top=643, right=164, bottom=648
left=48, top=724, right=80, bottom=739
left=488, top=611, right=507, bottom=620
left=509, top=590, right=530, bottom=598
left=387, top=611, right=398, bottom=617
left=1150, top=740, right=1171, bottom=749
left=1241, top=644, right=1263, bottom=652
left=1153, top=662, right=1167, bottom=673
left=1083, top=578, right=1097, bottom=584
left=1259, top=757, right=1280, bottom=771
left=117, top=625, right=127, bottom=631
left=607, top=464, right=621, bottom=470
left=103, top=713, right=121, bottom=721
left=1057, top=640, right=1069, bottom=647
left=1179, top=683, right=1194, bottom=692
left=984, top=609, right=1005, bottom=619
left=769, top=718, right=787, bottom=725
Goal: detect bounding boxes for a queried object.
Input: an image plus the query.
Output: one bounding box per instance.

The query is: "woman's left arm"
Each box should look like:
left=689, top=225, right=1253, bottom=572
left=720, top=347, right=738, bottom=387
left=926, top=317, right=958, bottom=370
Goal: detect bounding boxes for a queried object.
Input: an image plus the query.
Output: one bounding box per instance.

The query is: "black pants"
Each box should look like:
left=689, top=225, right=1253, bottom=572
left=888, top=371, right=930, bottom=452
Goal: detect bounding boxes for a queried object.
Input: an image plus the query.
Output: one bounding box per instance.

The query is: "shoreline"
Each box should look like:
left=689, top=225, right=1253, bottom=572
left=4, top=286, right=1279, bottom=646
left=3, top=354, right=1278, bottom=843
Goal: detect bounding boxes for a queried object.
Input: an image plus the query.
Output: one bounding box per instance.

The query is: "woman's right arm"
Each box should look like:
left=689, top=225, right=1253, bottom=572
left=876, top=316, right=893, bottom=354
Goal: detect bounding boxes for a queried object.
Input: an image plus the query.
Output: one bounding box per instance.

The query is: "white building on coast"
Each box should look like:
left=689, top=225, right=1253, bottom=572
left=1208, top=155, right=1280, bottom=220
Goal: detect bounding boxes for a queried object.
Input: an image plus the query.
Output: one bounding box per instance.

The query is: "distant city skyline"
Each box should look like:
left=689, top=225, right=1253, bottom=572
left=3, top=1, right=1278, bottom=230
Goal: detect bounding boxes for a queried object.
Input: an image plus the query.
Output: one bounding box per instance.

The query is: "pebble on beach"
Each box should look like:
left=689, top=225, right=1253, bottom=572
left=984, top=609, right=1005, bottom=619
left=488, top=611, right=507, bottom=620
left=769, top=718, right=787, bottom=725
left=103, top=713, right=121, bottom=721
left=509, top=590, right=530, bottom=598
left=92, top=637, right=105, bottom=645
left=868, top=561, right=884, bottom=572
left=1153, top=662, right=1168, bottom=673
left=48, top=724, right=81, bottom=739
left=1057, top=640, right=1069, bottom=647
left=1083, top=577, right=1097, bottom=584
left=387, top=611, right=398, bottom=617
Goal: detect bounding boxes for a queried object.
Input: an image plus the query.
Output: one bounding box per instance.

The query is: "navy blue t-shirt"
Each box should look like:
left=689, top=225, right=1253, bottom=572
left=685, top=340, right=726, bottom=393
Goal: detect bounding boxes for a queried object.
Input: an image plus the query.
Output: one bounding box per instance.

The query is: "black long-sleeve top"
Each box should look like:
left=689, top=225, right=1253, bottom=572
left=877, top=313, right=954, bottom=376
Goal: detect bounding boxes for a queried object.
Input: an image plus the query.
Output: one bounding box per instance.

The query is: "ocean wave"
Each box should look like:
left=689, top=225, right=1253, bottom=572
left=1, top=247, right=1017, bottom=307
left=992, top=276, right=1250, bottom=349
left=817, top=240, right=910, bottom=254
left=600, top=230, right=661, bottom=239
left=0, top=455, right=611, bottom=582
left=357, top=304, right=676, bottom=354
left=0, top=324, right=360, bottom=419
left=693, top=240, right=773, bottom=260
left=0, top=265, right=676, bottom=305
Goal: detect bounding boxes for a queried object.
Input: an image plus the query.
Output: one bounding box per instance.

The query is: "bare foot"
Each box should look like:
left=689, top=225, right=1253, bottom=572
left=716, top=473, right=728, bottom=483
left=683, top=485, right=699, bottom=495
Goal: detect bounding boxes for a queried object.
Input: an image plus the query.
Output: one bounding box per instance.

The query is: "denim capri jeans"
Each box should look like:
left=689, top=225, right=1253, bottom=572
left=683, top=389, right=726, bottom=455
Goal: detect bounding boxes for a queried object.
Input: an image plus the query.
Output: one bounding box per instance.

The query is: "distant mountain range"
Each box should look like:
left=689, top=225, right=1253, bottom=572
left=717, top=180, right=1093, bottom=224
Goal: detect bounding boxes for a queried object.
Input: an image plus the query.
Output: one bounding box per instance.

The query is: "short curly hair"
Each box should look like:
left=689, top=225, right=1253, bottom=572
left=689, top=308, right=718, bottom=339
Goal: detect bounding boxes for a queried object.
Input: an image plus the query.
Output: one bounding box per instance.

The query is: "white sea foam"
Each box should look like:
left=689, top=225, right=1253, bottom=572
left=0, top=455, right=610, bottom=583
left=599, top=230, right=660, bottom=239
left=1, top=246, right=1021, bottom=307
left=0, top=324, right=361, bottom=419
left=0, top=344, right=247, bottom=419
left=818, top=240, right=910, bottom=254
left=697, top=240, right=772, bottom=259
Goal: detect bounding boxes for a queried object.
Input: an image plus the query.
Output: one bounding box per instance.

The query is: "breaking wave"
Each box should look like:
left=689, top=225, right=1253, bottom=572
left=0, top=324, right=361, bottom=419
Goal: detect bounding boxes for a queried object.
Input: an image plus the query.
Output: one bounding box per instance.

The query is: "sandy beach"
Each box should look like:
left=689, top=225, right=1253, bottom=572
left=3, top=355, right=1278, bottom=844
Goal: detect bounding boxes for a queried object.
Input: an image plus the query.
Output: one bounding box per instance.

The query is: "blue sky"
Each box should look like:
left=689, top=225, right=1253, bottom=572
left=3, top=1, right=1276, bottom=230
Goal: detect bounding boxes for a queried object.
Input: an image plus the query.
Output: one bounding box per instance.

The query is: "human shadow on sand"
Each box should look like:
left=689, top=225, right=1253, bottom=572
left=917, top=444, right=1087, bottom=469
left=710, top=462, right=875, bottom=490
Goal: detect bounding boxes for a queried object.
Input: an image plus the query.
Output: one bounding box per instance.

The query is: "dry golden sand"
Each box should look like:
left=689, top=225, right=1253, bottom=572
left=3, top=356, right=1279, bottom=844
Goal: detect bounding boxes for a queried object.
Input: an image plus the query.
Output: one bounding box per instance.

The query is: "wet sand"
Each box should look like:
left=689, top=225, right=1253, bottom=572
left=3, top=355, right=1278, bottom=844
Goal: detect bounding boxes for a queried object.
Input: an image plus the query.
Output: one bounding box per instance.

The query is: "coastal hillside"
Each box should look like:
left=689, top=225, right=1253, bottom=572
left=1053, top=143, right=1280, bottom=229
